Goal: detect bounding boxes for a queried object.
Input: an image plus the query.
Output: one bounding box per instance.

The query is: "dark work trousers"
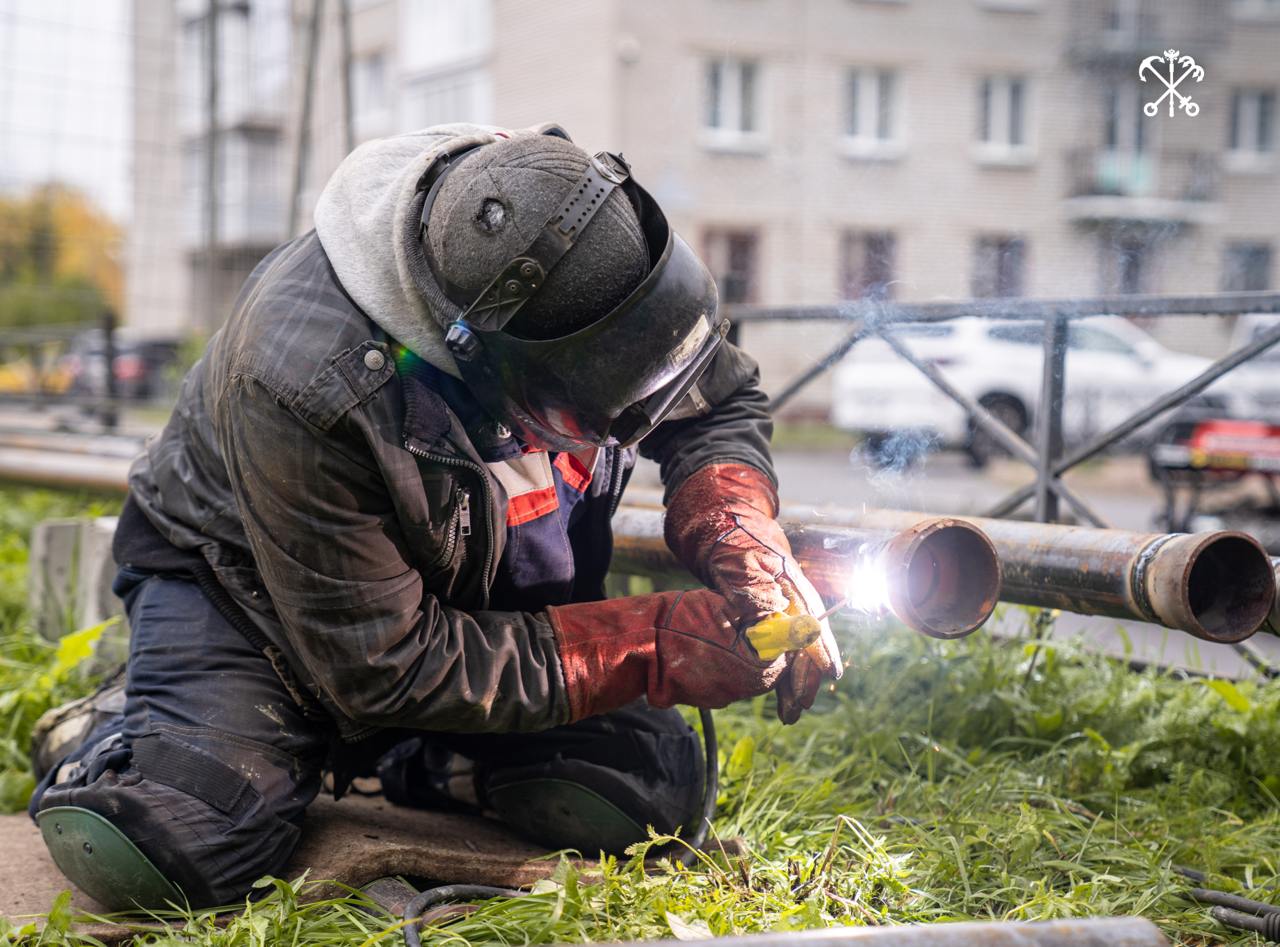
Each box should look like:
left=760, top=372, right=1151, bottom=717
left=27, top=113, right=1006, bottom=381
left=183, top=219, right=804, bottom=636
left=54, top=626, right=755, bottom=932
left=31, top=569, right=704, bottom=908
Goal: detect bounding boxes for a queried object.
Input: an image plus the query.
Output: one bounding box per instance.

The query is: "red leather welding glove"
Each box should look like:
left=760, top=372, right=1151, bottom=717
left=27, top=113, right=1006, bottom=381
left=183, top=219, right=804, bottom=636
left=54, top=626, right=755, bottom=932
left=547, top=589, right=787, bottom=722
left=663, top=463, right=842, bottom=724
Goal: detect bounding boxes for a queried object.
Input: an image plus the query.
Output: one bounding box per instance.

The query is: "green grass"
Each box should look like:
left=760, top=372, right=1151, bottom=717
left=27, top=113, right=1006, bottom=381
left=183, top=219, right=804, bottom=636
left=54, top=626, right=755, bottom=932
left=2, top=491, right=1280, bottom=943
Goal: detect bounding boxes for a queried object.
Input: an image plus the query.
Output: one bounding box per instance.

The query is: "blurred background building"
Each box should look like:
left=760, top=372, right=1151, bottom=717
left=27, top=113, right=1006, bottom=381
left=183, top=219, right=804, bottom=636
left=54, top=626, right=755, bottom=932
left=4, top=0, right=1280, bottom=417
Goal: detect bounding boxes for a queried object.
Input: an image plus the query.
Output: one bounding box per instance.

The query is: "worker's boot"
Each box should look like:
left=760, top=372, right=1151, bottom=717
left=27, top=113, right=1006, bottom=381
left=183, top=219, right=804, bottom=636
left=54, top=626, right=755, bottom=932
left=376, top=738, right=480, bottom=812
left=30, top=668, right=127, bottom=782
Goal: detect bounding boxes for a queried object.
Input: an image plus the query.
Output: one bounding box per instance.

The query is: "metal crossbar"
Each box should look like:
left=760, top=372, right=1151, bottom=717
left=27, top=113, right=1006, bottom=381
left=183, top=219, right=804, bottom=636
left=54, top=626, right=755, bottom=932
left=985, top=318, right=1280, bottom=519
left=732, top=291, right=1280, bottom=525
left=877, top=327, right=1107, bottom=527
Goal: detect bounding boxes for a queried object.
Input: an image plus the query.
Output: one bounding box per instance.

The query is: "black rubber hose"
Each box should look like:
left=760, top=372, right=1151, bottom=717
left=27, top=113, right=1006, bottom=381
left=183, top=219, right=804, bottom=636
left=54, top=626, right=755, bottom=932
left=403, top=884, right=525, bottom=947
left=1211, top=905, right=1280, bottom=941
left=677, top=708, right=718, bottom=867
left=1189, top=886, right=1280, bottom=917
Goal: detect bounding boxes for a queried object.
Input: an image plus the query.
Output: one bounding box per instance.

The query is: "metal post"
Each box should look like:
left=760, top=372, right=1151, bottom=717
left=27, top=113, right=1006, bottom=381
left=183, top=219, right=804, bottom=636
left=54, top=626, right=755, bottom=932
left=203, top=0, right=220, bottom=332
left=1035, top=315, right=1068, bottom=522
left=288, top=0, right=325, bottom=237
left=771, top=325, right=871, bottom=412
left=337, top=0, right=355, bottom=154
left=100, top=309, right=119, bottom=433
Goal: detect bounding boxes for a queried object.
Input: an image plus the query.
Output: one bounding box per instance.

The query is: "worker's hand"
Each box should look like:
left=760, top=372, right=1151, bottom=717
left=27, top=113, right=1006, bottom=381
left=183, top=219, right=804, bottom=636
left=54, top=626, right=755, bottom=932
left=663, top=463, right=842, bottom=723
left=547, top=589, right=787, bottom=721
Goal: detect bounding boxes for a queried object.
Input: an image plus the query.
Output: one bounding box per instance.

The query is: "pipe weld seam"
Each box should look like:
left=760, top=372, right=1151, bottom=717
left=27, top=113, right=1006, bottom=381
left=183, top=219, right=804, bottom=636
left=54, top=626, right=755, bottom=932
left=1130, top=533, right=1179, bottom=625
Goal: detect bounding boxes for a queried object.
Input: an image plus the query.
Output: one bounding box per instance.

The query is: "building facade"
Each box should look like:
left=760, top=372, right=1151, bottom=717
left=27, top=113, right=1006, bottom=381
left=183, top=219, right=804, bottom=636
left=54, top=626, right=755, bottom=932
left=129, top=0, right=1280, bottom=414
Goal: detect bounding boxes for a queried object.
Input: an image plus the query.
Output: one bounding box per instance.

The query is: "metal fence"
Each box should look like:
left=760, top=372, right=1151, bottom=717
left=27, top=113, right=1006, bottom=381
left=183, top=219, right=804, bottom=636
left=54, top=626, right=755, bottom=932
left=730, top=290, right=1280, bottom=527
left=0, top=313, right=188, bottom=435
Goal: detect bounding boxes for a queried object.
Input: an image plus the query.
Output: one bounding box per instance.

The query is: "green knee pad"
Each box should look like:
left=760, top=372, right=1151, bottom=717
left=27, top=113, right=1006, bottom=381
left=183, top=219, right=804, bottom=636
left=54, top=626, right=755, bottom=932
left=486, top=778, right=646, bottom=855
left=37, top=806, right=183, bottom=912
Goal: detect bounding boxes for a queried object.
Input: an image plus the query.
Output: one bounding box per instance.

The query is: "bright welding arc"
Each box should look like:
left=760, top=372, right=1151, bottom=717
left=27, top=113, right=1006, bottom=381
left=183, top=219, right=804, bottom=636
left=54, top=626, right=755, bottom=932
left=843, top=542, right=894, bottom=616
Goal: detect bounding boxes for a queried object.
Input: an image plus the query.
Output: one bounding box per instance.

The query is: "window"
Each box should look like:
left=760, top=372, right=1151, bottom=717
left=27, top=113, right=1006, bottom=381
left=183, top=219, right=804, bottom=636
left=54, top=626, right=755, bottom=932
left=400, top=0, right=492, bottom=73
left=351, top=52, right=391, bottom=139
left=703, top=230, right=759, bottom=304
left=182, top=129, right=284, bottom=247
left=976, top=76, right=1030, bottom=160
left=1100, top=236, right=1150, bottom=295
left=1232, top=0, right=1280, bottom=19
left=1229, top=89, right=1276, bottom=154
left=1224, top=242, right=1273, bottom=291
left=844, top=69, right=899, bottom=146
left=1104, top=83, right=1147, bottom=154
left=1069, top=326, right=1136, bottom=356
left=704, top=58, right=763, bottom=147
left=987, top=323, right=1042, bottom=346
left=839, top=231, right=896, bottom=300
left=972, top=236, right=1026, bottom=298
left=401, top=68, right=492, bottom=128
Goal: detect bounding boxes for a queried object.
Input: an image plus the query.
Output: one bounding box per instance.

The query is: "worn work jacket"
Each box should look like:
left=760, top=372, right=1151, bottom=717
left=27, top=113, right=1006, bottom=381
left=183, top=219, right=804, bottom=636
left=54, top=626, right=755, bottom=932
left=126, top=232, right=776, bottom=740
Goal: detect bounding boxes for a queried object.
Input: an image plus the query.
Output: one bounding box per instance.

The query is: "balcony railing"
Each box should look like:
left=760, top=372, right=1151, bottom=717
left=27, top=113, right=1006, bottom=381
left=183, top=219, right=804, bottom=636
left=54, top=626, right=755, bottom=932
left=1064, top=149, right=1219, bottom=223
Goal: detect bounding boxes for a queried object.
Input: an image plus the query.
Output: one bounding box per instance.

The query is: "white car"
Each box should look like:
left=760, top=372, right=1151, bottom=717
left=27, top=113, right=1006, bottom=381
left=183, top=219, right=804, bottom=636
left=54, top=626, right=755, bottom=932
left=1221, top=314, right=1280, bottom=420
left=830, top=315, right=1237, bottom=467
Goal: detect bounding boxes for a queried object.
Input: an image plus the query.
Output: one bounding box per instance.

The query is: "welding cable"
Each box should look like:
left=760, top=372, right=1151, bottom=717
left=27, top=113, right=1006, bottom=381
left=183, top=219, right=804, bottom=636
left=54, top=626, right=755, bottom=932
left=403, top=884, right=526, bottom=947
left=678, top=708, right=719, bottom=867
left=1209, top=905, right=1280, bottom=941
left=1188, top=886, right=1280, bottom=918
left=401, top=711, right=720, bottom=944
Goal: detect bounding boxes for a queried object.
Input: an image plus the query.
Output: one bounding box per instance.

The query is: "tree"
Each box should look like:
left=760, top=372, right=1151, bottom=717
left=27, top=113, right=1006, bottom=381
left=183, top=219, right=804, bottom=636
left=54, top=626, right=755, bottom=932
left=0, top=185, right=123, bottom=328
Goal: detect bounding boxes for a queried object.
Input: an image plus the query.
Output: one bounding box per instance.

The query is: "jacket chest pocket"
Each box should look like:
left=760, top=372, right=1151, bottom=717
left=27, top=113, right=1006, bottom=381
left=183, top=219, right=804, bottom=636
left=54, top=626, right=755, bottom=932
left=406, top=470, right=474, bottom=595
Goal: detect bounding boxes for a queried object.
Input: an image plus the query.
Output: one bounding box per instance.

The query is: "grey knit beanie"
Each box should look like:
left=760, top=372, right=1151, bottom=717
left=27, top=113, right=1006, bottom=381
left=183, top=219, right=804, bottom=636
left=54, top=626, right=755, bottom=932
left=424, top=135, right=648, bottom=340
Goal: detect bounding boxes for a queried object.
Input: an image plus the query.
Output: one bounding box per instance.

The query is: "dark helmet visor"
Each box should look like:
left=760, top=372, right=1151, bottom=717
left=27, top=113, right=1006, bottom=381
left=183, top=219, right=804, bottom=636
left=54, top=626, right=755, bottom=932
left=454, top=228, right=726, bottom=451
left=445, top=158, right=728, bottom=452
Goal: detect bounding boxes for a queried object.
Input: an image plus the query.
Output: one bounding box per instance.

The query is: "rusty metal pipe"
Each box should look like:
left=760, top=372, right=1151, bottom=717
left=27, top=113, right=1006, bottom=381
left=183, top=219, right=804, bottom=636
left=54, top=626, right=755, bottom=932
left=610, top=507, right=1001, bottom=639
left=1264, top=558, right=1280, bottom=637
left=634, top=916, right=1169, bottom=946
left=787, top=505, right=1274, bottom=644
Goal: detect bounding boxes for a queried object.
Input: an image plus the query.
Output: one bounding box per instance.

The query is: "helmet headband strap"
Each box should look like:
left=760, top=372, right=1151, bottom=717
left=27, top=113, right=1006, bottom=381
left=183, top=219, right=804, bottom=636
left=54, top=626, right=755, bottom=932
left=456, top=152, right=632, bottom=333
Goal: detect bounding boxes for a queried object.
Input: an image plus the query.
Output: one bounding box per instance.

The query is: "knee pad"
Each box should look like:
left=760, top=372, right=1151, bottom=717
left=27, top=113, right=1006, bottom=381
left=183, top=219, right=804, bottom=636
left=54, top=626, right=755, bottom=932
left=485, top=776, right=646, bottom=855
left=37, top=806, right=183, bottom=912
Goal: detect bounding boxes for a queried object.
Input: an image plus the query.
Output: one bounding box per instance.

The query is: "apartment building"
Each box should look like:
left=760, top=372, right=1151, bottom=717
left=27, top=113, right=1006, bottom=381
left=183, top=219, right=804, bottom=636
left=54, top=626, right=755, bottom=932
left=129, top=0, right=1280, bottom=414
left=129, top=0, right=292, bottom=333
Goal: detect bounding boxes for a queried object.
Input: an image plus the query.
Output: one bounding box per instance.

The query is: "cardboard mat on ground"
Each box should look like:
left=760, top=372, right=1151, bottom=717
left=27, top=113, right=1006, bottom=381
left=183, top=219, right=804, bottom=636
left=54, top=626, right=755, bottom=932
left=0, top=794, right=582, bottom=943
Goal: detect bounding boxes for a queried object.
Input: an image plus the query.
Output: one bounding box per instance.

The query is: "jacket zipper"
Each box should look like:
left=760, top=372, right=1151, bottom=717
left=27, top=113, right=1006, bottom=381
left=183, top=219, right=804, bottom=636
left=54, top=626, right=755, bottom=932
left=458, top=488, right=472, bottom=537
left=404, top=440, right=495, bottom=605
left=342, top=464, right=485, bottom=747
left=607, top=446, right=627, bottom=517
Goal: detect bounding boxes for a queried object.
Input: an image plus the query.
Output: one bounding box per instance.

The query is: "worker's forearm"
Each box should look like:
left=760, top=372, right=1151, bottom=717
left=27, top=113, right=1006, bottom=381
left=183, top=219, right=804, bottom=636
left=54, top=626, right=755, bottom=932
left=300, top=597, right=573, bottom=733
left=639, top=342, right=776, bottom=500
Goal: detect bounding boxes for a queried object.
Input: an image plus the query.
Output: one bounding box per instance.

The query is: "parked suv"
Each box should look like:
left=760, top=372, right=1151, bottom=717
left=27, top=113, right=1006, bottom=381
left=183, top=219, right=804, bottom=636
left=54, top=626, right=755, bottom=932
left=831, top=315, right=1236, bottom=467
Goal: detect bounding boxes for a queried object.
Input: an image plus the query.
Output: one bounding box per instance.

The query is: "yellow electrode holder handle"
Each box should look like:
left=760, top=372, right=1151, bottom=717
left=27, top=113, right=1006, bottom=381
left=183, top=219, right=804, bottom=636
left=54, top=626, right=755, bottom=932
left=746, top=612, right=824, bottom=661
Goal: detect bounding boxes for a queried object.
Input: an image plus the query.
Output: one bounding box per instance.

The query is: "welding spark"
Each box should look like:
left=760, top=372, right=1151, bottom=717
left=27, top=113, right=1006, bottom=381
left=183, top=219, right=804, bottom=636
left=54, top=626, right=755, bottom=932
left=844, top=543, right=893, bottom=615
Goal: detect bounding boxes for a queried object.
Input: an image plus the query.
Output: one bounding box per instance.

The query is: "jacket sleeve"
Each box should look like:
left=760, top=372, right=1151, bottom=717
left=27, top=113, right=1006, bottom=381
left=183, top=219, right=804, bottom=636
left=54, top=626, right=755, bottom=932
left=217, top=373, right=570, bottom=733
left=639, top=340, right=777, bottom=502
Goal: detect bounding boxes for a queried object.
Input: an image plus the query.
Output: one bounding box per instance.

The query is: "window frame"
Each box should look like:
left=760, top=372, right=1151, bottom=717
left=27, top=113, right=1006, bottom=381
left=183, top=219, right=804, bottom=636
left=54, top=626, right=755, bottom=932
left=971, top=235, right=1027, bottom=298
left=840, top=67, right=905, bottom=161
left=702, top=228, right=762, bottom=304
left=973, top=74, right=1035, bottom=166
left=839, top=229, right=897, bottom=301
left=701, top=56, right=768, bottom=153
left=1223, top=241, right=1273, bottom=292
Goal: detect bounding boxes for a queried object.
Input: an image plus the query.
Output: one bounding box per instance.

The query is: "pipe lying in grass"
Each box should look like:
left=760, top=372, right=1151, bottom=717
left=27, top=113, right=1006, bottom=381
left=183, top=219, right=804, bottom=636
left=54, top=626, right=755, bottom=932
left=786, top=505, right=1274, bottom=644
left=610, top=507, right=1001, bottom=639
left=635, top=916, right=1169, bottom=946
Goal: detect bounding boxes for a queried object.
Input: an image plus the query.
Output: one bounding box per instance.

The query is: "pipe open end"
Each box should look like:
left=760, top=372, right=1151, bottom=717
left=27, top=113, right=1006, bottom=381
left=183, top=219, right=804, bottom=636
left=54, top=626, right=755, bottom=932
left=1182, top=533, right=1275, bottom=643
left=892, top=522, right=1001, bottom=639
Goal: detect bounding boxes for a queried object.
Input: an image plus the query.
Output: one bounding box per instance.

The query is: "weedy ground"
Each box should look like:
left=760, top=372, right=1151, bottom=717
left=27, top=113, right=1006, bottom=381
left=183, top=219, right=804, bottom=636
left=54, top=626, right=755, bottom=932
left=1, top=489, right=1278, bottom=945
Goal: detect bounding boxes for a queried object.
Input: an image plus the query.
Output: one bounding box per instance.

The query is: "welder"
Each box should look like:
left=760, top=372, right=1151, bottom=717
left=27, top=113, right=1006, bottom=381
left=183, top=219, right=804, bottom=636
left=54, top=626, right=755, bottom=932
left=27, top=123, right=840, bottom=911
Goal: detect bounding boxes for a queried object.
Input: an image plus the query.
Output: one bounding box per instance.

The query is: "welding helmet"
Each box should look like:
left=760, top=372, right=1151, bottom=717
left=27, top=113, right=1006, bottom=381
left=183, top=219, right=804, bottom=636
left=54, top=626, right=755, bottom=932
left=418, top=135, right=726, bottom=452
